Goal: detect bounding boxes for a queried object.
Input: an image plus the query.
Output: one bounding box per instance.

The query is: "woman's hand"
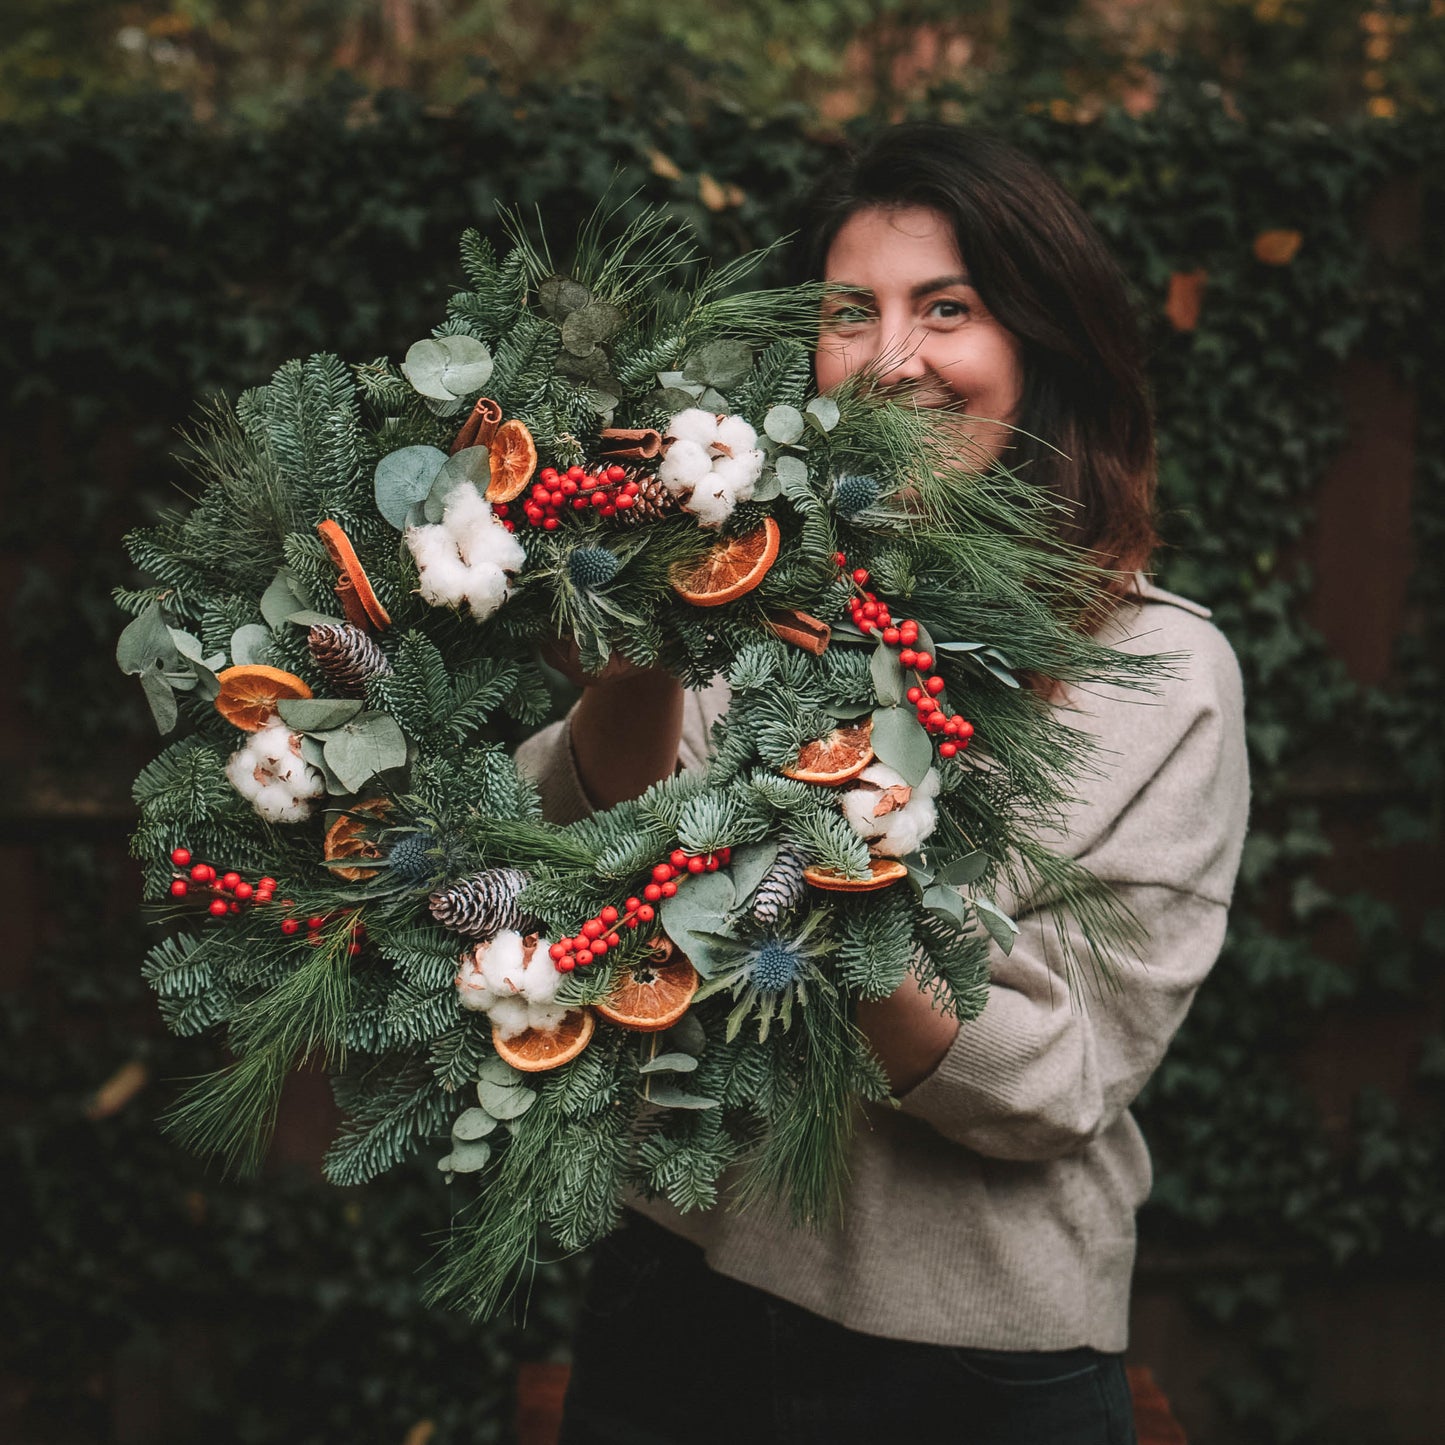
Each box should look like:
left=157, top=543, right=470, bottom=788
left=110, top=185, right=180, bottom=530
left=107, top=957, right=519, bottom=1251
left=540, top=635, right=686, bottom=811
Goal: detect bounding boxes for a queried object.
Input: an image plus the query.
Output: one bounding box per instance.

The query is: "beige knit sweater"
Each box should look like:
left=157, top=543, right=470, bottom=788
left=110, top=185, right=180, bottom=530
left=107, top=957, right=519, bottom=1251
left=513, top=579, right=1249, bottom=1352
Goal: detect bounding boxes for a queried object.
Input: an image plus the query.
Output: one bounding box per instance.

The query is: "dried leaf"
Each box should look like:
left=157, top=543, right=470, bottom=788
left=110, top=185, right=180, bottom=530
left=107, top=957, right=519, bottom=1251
left=698, top=173, right=730, bottom=212
left=1165, top=269, right=1208, bottom=332
left=873, top=784, right=913, bottom=817
left=86, top=1060, right=149, bottom=1120
left=648, top=149, right=682, bottom=181
left=1253, top=229, right=1303, bottom=266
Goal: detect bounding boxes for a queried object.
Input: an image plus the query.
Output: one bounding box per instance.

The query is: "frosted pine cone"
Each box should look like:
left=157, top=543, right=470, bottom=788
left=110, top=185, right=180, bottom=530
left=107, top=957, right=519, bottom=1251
left=308, top=623, right=391, bottom=697
left=616, top=471, right=681, bottom=526
left=429, top=867, right=538, bottom=939
left=750, top=843, right=809, bottom=925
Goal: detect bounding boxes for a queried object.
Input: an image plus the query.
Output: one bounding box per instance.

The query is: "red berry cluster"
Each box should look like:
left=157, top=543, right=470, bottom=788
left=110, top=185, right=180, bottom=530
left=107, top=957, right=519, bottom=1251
left=547, top=846, right=732, bottom=973
left=281, top=911, right=367, bottom=956
left=494, top=465, right=641, bottom=533
left=168, top=847, right=279, bottom=917
left=835, top=554, right=975, bottom=761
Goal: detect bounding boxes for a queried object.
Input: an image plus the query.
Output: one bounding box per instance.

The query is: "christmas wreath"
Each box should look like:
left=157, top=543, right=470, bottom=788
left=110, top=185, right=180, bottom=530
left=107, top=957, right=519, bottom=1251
left=118, top=209, right=1156, bottom=1317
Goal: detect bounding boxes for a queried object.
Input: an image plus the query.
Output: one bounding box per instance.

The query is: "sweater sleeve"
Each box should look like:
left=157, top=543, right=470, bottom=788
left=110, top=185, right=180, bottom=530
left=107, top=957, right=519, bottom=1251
left=895, top=601, right=1250, bottom=1161
left=512, top=707, right=600, bottom=827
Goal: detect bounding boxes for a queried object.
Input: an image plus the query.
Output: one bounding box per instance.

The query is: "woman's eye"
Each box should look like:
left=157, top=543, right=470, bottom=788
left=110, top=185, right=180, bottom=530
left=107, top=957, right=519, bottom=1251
left=928, top=299, right=970, bottom=321
left=827, top=304, right=873, bottom=325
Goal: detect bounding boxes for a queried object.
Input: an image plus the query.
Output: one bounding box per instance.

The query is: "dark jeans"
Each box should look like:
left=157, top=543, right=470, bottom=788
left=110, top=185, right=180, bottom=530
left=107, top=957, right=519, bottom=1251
left=560, top=1213, right=1137, bottom=1445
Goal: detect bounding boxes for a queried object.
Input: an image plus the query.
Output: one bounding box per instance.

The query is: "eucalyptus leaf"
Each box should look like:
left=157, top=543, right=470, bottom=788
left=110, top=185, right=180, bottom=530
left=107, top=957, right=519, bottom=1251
left=285, top=609, right=346, bottom=628
left=661, top=1013, right=707, bottom=1057
left=805, top=395, right=841, bottom=432
left=561, top=300, right=623, bottom=356
left=477, top=1079, right=536, bottom=1119
left=476, top=1056, right=523, bottom=1088
left=901, top=851, right=935, bottom=886
left=971, top=653, right=1022, bottom=689
left=654, top=386, right=703, bottom=413
left=923, top=884, right=972, bottom=929
left=764, top=404, right=805, bottom=445
left=828, top=700, right=875, bottom=720
left=870, top=642, right=905, bottom=706
left=423, top=446, right=491, bottom=523
left=440, top=1137, right=493, bottom=1173
left=439, top=335, right=494, bottom=397
left=229, top=624, right=272, bottom=666
left=638, top=1052, right=699, bottom=1075
left=185, top=658, right=221, bottom=703
left=697, top=386, right=730, bottom=412
left=374, top=445, right=448, bottom=529
left=773, top=454, right=808, bottom=486
left=259, top=568, right=310, bottom=629
left=537, top=275, right=591, bottom=319
left=116, top=601, right=179, bottom=675
left=935, top=639, right=989, bottom=653
left=726, top=841, right=779, bottom=905
left=750, top=470, right=783, bottom=502
left=299, top=735, right=349, bottom=796
left=138, top=663, right=179, bottom=734
left=939, top=850, right=989, bottom=887
left=451, top=1106, right=498, bottom=1141
left=167, top=627, right=205, bottom=662
left=869, top=706, right=933, bottom=787
left=645, top=1083, right=718, bottom=1110
left=277, top=697, right=364, bottom=732
left=974, top=898, right=1021, bottom=954
left=401, top=338, right=454, bottom=400
left=660, top=871, right=737, bottom=978
left=682, top=339, right=753, bottom=390
left=321, top=711, right=408, bottom=792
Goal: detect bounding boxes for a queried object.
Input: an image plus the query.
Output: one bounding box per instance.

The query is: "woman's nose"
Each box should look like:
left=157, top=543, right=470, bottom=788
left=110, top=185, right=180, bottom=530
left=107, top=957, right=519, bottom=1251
left=870, top=318, right=930, bottom=387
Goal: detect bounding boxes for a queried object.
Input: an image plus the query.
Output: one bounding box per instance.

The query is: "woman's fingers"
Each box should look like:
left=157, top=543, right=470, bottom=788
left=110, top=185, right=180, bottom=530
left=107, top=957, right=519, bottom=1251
left=539, top=636, right=647, bottom=688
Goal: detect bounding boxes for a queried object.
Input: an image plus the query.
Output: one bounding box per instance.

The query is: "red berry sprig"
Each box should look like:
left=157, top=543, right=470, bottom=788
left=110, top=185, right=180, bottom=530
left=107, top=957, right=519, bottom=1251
left=494, top=464, right=640, bottom=533
left=547, top=846, right=732, bottom=973
left=166, top=846, right=280, bottom=914
left=835, top=555, right=975, bottom=760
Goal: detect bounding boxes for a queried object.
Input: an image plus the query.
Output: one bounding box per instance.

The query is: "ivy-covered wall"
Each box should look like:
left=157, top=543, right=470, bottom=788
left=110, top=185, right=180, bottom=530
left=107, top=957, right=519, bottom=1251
left=2, top=83, right=1441, bottom=1444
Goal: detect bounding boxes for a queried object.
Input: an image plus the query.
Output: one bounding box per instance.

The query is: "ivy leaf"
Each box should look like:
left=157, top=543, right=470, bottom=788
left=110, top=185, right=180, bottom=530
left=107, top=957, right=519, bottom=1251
left=870, top=706, right=932, bottom=787
left=375, top=445, right=447, bottom=529
left=974, top=898, right=1020, bottom=954
left=321, top=711, right=408, bottom=792
left=277, top=698, right=364, bottom=732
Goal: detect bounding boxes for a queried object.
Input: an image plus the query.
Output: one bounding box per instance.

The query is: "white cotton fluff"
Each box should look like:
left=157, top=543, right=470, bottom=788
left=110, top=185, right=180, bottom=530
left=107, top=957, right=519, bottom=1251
left=840, top=761, right=942, bottom=857
left=658, top=408, right=765, bottom=528
left=405, top=482, right=526, bottom=622
left=454, top=929, right=567, bottom=1039
left=225, top=720, right=325, bottom=824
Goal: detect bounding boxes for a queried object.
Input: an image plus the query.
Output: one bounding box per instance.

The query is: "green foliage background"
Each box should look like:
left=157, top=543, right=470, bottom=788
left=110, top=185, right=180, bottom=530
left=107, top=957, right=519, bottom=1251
left=2, top=77, right=1441, bottom=1443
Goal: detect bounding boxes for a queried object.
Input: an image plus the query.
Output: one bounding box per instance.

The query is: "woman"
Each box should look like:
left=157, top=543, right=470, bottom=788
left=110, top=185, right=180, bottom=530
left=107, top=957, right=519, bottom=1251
left=516, top=124, right=1249, bottom=1445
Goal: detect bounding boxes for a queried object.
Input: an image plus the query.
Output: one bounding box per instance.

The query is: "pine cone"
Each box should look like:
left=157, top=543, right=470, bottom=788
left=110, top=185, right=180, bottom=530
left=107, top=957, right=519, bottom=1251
left=308, top=623, right=392, bottom=697
left=616, top=470, right=680, bottom=526
left=429, top=868, right=538, bottom=939
left=750, top=843, right=809, bottom=925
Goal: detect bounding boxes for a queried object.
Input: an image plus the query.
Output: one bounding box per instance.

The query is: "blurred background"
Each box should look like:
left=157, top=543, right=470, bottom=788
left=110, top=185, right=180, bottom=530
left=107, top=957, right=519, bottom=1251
left=1, top=3, right=1441, bottom=1442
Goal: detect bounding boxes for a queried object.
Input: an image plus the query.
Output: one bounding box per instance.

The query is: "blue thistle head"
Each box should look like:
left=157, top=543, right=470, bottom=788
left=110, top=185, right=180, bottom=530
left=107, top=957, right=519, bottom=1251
left=387, top=831, right=437, bottom=883
left=751, top=940, right=802, bottom=994
left=831, top=474, right=880, bottom=518
left=568, top=546, right=621, bottom=591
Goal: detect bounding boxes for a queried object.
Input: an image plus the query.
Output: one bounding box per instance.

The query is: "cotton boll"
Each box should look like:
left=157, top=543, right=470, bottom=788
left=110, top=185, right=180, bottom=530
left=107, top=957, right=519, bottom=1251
left=453, top=930, right=567, bottom=1035
left=665, top=408, right=723, bottom=447
left=658, top=439, right=712, bottom=491
left=841, top=762, right=941, bottom=856
left=487, top=996, right=535, bottom=1040
left=713, top=414, right=760, bottom=456
left=226, top=721, right=324, bottom=824
left=405, top=481, right=525, bottom=623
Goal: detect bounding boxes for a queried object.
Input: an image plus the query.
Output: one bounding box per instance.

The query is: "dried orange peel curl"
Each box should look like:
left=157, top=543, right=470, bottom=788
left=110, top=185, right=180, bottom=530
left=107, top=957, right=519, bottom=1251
left=316, top=519, right=391, bottom=632
left=669, top=516, right=781, bottom=607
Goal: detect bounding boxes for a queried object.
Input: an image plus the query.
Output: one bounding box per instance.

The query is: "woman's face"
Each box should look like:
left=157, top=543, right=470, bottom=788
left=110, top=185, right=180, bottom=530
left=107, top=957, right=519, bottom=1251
left=815, top=205, right=1025, bottom=464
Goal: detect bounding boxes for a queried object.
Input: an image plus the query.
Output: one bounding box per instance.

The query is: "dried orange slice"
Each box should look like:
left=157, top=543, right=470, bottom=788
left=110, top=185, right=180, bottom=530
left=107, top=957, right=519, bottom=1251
left=491, top=1009, right=595, bottom=1072
left=323, top=799, right=391, bottom=881
left=669, top=516, right=781, bottom=608
left=803, top=857, right=909, bottom=892
left=595, top=938, right=699, bottom=1032
left=486, top=418, right=539, bottom=503
left=316, top=519, right=391, bottom=631
left=780, top=718, right=874, bottom=786
left=214, top=664, right=313, bottom=731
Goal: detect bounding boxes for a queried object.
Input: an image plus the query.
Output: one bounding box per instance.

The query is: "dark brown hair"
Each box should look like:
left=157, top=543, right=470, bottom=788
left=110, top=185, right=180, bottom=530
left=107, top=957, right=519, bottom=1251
left=796, top=123, right=1158, bottom=606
